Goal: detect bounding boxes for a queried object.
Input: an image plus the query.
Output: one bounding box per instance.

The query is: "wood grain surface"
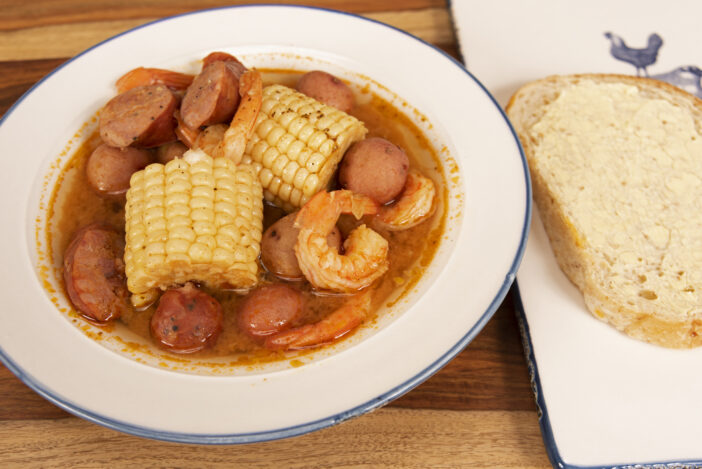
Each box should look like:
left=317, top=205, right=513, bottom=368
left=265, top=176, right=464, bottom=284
left=0, top=1, right=551, bottom=467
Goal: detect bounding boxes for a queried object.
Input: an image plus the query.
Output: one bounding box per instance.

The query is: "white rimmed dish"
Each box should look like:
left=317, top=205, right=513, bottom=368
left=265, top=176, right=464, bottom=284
left=0, top=5, right=529, bottom=443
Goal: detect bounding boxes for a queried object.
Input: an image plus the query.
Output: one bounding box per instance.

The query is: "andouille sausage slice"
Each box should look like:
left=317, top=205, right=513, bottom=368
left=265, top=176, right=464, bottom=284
left=338, top=137, right=409, bottom=204
left=155, top=141, right=187, bottom=164
left=296, top=71, right=355, bottom=114
left=237, top=284, right=303, bottom=340
left=202, top=52, right=247, bottom=78
left=99, top=84, right=178, bottom=148
left=180, top=61, right=240, bottom=129
left=86, top=144, right=152, bottom=200
left=63, top=224, right=130, bottom=323
left=150, top=283, right=223, bottom=353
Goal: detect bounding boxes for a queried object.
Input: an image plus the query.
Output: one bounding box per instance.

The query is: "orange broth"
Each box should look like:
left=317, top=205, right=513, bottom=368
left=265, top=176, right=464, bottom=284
left=47, top=69, right=447, bottom=360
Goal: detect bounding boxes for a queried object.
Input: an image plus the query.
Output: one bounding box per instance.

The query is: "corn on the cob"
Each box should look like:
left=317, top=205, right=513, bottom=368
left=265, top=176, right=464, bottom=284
left=241, top=84, right=367, bottom=212
left=124, top=149, right=263, bottom=308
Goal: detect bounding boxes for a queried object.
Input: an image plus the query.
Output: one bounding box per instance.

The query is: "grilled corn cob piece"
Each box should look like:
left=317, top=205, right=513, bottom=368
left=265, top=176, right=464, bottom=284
left=241, top=84, right=367, bottom=212
left=124, top=149, right=263, bottom=308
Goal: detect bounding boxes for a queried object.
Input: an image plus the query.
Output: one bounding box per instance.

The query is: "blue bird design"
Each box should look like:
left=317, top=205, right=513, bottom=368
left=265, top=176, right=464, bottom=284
left=604, top=32, right=663, bottom=76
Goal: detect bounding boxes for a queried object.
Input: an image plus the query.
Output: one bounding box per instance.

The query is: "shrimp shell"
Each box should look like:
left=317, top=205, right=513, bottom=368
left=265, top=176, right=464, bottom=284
left=295, top=190, right=389, bottom=292
left=217, top=69, right=263, bottom=163
left=376, top=170, right=436, bottom=231
left=189, top=70, right=263, bottom=163
left=115, top=67, right=194, bottom=94
left=264, top=291, right=372, bottom=351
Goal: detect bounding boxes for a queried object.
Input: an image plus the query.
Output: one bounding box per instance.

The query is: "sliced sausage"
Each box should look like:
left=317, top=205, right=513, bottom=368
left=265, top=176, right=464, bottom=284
left=99, top=84, right=178, bottom=149
left=202, top=52, right=247, bottom=78
left=63, top=224, right=129, bottom=323
left=238, top=284, right=303, bottom=339
left=155, top=141, right=187, bottom=164
left=150, top=283, right=223, bottom=353
left=180, top=61, right=240, bottom=129
left=86, top=144, right=152, bottom=200
left=297, top=71, right=355, bottom=113
left=338, top=137, right=409, bottom=204
left=261, top=212, right=342, bottom=281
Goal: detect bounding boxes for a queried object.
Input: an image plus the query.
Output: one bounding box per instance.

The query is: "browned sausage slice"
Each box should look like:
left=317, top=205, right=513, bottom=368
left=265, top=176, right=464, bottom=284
left=63, top=224, right=130, bottom=323
left=180, top=61, right=240, bottom=129
left=297, top=71, right=355, bottom=113
left=155, top=141, right=187, bottom=164
left=202, top=52, right=247, bottom=78
left=99, top=84, right=177, bottom=149
left=150, top=283, right=223, bottom=353
left=237, top=284, right=303, bottom=339
left=338, top=137, right=409, bottom=204
left=86, top=143, right=153, bottom=200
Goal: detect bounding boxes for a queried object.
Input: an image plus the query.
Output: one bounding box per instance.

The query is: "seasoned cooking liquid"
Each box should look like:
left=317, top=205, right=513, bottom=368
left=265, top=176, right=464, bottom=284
left=48, top=70, right=447, bottom=360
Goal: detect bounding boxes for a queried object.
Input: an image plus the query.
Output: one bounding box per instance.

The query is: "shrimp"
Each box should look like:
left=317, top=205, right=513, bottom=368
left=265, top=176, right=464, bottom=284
left=192, top=123, right=227, bottom=153
left=264, top=291, right=372, bottom=351
left=295, top=190, right=389, bottom=292
left=189, top=70, right=263, bottom=163
left=376, top=170, right=436, bottom=231
left=174, top=110, right=201, bottom=148
left=217, top=69, right=263, bottom=163
left=115, top=67, right=194, bottom=94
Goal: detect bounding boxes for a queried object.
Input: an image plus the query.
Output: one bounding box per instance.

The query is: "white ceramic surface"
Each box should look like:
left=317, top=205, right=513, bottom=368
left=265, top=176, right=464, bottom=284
left=452, top=0, right=702, bottom=466
left=0, top=5, right=529, bottom=443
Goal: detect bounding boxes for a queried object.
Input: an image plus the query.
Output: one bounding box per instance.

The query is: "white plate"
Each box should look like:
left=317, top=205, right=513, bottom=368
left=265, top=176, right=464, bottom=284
left=453, top=0, right=702, bottom=466
left=0, top=5, right=529, bottom=443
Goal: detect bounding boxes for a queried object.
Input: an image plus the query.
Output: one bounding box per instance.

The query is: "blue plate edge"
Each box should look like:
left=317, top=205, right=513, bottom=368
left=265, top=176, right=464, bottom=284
left=513, top=281, right=702, bottom=469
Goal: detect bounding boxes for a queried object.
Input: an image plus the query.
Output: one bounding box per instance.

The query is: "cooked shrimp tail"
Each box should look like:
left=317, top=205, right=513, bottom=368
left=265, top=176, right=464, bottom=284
left=376, top=170, right=436, bottom=230
left=116, top=67, right=194, bottom=93
left=295, top=189, right=378, bottom=232
left=217, top=69, right=263, bottom=163
left=295, top=190, right=388, bottom=292
left=183, top=70, right=262, bottom=161
left=194, top=70, right=262, bottom=162
left=174, top=110, right=201, bottom=148
left=264, top=291, right=371, bottom=351
left=193, top=123, right=227, bottom=154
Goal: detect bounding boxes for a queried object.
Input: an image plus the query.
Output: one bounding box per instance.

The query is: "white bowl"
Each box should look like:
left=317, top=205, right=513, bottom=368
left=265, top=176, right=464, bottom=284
left=0, top=5, right=530, bottom=443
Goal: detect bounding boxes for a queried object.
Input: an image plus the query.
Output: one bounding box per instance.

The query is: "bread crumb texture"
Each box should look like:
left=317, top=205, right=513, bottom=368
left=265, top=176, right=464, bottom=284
left=527, top=79, right=702, bottom=347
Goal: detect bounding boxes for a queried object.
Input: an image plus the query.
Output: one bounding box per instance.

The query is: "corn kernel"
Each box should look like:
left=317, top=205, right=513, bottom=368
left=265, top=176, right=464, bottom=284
left=124, top=152, right=263, bottom=307
left=242, top=84, right=366, bottom=211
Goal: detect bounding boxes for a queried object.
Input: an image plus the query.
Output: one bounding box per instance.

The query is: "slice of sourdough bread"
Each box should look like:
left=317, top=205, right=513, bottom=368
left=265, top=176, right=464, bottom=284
left=506, top=74, right=702, bottom=348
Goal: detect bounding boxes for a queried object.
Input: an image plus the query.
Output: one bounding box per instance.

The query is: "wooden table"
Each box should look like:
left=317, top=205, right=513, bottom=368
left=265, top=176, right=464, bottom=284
left=0, top=1, right=551, bottom=467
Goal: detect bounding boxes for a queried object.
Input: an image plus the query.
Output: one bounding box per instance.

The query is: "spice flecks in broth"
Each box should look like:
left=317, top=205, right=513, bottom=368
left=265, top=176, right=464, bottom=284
left=37, top=67, right=453, bottom=374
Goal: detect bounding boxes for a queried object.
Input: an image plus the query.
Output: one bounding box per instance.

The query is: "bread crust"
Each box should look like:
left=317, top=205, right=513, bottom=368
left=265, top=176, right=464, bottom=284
left=507, top=74, right=702, bottom=348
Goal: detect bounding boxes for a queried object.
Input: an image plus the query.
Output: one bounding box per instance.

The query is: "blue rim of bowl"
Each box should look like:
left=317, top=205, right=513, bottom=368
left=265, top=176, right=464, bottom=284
left=0, top=4, right=532, bottom=444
